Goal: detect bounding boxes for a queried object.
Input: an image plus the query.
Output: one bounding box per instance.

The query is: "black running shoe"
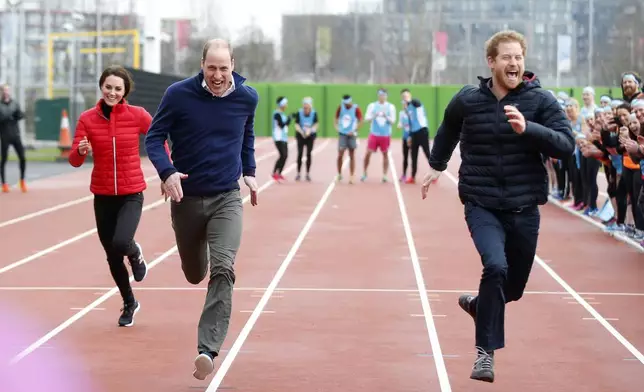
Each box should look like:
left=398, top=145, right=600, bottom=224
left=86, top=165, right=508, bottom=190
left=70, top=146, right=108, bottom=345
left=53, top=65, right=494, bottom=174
left=118, top=300, right=140, bottom=327
left=458, top=294, right=477, bottom=320
left=128, top=242, right=147, bottom=282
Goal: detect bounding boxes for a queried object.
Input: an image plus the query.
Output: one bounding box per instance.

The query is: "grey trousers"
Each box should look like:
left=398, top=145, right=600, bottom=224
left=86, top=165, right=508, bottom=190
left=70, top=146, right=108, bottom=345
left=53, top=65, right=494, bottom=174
left=170, top=189, right=243, bottom=356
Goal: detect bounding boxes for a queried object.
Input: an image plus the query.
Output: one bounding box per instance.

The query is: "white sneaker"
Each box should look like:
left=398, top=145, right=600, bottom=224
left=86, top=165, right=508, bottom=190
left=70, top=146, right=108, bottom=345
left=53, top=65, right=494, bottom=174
left=193, top=353, right=214, bottom=380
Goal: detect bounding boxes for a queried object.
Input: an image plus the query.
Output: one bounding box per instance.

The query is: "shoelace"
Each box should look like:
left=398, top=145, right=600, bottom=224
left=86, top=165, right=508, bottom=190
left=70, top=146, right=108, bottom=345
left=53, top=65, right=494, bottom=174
left=473, top=346, right=493, bottom=370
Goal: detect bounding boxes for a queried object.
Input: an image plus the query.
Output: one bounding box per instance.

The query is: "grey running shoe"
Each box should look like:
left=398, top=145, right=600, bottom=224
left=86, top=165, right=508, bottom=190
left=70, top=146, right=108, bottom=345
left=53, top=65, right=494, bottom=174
left=470, top=346, right=494, bottom=382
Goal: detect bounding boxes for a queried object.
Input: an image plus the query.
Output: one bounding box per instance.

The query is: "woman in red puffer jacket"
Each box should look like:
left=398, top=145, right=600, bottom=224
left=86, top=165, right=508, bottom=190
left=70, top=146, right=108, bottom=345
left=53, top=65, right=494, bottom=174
left=69, top=65, right=169, bottom=328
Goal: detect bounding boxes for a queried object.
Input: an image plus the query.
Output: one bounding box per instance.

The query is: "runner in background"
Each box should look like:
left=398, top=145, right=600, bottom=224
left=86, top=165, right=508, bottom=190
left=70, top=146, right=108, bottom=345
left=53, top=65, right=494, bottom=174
left=69, top=65, right=170, bottom=327
left=398, top=89, right=411, bottom=182
left=402, top=89, right=431, bottom=184
left=272, top=96, right=290, bottom=182
left=334, top=94, right=362, bottom=184
left=0, top=84, right=27, bottom=193
left=293, top=97, right=318, bottom=182
left=361, top=88, right=396, bottom=183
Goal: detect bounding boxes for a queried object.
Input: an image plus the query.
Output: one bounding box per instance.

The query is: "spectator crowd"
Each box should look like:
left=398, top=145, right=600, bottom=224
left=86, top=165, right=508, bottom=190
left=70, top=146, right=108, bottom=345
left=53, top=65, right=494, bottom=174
left=547, top=72, right=644, bottom=247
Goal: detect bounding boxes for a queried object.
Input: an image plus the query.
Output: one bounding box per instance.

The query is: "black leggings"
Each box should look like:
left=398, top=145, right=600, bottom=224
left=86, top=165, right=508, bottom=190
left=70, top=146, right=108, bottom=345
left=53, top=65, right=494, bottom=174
left=273, top=141, right=288, bottom=174
left=94, top=192, right=144, bottom=305
left=410, top=128, right=430, bottom=178
left=0, top=134, right=26, bottom=184
left=604, top=164, right=618, bottom=198
left=616, top=167, right=644, bottom=229
left=296, top=133, right=316, bottom=174
left=581, top=156, right=600, bottom=209
left=401, top=138, right=410, bottom=176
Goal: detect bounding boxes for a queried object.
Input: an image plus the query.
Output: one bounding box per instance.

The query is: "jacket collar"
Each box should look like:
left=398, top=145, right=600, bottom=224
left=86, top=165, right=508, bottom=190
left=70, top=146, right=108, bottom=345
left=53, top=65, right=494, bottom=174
left=94, top=98, right=128, bottom=114
left=196, top=69, right=246, bottom=96
left=478, top=70, right=540, bottom=96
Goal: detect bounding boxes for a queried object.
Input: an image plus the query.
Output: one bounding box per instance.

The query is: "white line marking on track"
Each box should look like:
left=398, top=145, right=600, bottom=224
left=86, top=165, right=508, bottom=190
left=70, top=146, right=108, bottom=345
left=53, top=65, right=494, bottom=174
left=205, top=158, right=346, bottom=392
left=442, top=170, right=644, bottom=366
left=0, top=146, right=301, bottom=277
left=2, top=286, right=644, bottom=297
left=240, top=310, right=275, bottom=314
left=0, top=199, right=165, bottom=276
left=583, top=317, right=618, bottom=321
left=389, top=151, right=452, bottom=392
left=0, top=174, right=157, bottom=229
left=9, top=246, right=177, bottom=364
left=71, top=307, right=104, bottom=311
left=7, top=142, right=330, bottom=365
left=547, top=195, right=644, bottom=252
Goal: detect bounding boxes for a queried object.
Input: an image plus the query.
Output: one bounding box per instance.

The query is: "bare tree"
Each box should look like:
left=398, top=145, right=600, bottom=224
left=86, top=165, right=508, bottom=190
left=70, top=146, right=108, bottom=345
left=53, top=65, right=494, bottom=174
left=595, top=0, right=643, bottom=86
left=364, top=1, right=438, bottom=84
left=178, top=25, right=226, bottom=77
left=232, top=21, right=280, bottom=81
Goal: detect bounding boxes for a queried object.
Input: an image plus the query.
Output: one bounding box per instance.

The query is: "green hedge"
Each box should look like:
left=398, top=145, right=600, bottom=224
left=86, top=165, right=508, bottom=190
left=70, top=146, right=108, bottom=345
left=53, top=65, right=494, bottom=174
left=248, top=83, right=624, bottom=139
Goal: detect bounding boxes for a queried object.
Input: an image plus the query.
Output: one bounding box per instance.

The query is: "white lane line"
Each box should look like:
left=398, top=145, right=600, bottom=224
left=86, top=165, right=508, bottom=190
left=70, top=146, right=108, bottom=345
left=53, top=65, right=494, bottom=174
left=441, top=169, right=644, bottom=366
left=0, top=145, right=299, bottom=277
left=0, top=139, right=278, bottom=230
left=389, top=151, right=452, bottom=392
left=205, top=158, right=347, bottom=392
left=9, top=246, right=178, bottom=364
left=0, top=174, right=157, bottom=229
left=8, top=139, right=330, bottom=365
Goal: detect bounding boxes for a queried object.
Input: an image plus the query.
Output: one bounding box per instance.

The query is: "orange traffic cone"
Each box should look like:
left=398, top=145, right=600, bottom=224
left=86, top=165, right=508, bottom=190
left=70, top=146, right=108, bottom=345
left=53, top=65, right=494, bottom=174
left=58, top=109, right=71, bottom=158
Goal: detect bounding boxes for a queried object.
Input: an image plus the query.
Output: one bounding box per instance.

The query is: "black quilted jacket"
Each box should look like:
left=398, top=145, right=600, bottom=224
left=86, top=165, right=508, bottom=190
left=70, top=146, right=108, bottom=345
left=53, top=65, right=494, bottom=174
left=429, top=71, right=575, bottom=210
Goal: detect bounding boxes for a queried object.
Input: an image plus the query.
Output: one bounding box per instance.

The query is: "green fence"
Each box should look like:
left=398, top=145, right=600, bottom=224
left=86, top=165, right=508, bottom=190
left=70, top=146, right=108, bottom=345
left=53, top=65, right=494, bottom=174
left=33, top=83, right=624, bottom=143
left=247, top=83, right=624, bottom=139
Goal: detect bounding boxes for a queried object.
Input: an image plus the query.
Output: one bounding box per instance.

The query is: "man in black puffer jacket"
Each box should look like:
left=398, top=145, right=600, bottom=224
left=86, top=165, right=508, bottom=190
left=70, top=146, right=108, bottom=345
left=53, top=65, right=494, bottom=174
left=421, top=30, right=575, bottom=383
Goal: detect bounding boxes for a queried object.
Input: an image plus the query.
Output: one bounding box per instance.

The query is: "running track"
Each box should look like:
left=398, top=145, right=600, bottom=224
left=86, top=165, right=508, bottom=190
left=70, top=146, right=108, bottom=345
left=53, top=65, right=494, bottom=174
left=0, top=136, right=642, bottom=391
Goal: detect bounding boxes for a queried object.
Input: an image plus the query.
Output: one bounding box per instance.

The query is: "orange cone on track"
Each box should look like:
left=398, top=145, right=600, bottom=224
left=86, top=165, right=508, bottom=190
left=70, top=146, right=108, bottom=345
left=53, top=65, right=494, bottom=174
left=58, top=109, right=71, bottom=158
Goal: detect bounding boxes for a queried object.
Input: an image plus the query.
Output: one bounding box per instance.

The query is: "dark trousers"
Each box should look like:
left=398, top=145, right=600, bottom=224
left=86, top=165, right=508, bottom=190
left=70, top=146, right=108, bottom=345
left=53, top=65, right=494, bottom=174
left=273, top=141, right=288, bottom=174
left=296, top=133, right=316, bottom=174
left=170, top=190, right=243, bottom=356
left=581, top=156, right=600, bottom=209
left=570, top=155, right=584, bottom=205
left=463, top=202, right=540, bottom=351
left=94, top=192, right=144, bottom=305
left=555, top=156, right=572, bottom=199
left=401, top=138, right=410, bottom=177
left=0, top=133, right=26, bottom=184
left=410, top=128, right=430, bottom=178
left=617, top=167, right=644, bottom=229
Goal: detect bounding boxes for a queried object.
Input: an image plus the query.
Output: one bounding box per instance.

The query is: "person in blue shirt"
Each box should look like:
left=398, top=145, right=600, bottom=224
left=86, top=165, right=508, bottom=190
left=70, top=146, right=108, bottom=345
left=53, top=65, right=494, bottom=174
left=292, top=96, right=318, bottom=181
left=398, top=89, right=411, bottom=181
left=361, top=88, right=396, bottom=182
left=402, top=89, right=431, bottom=184
left=334, top=94, right=363, bottom=183
left=272, top=96, right=290, bottom=181
left=144, top=38, right=259, bottom=381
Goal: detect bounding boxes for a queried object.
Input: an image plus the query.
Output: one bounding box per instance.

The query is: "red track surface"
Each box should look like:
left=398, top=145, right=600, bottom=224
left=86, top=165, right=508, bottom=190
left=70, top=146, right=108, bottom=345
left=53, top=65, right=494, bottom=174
left=0, top=137, right=642, bottom=392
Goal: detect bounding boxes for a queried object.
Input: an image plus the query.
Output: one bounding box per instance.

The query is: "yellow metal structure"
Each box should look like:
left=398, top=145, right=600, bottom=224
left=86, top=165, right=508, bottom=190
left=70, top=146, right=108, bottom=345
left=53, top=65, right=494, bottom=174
left=47, top=29, right=140, bottom=98
left=79, top=47, right=127, bottom=54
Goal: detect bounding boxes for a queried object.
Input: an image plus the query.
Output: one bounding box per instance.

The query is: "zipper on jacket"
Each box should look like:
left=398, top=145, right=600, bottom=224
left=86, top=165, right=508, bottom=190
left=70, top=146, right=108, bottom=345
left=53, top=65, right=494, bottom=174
left=112, top=136, right=117, bottom=195
left=496, top=100, right=504, bottom=205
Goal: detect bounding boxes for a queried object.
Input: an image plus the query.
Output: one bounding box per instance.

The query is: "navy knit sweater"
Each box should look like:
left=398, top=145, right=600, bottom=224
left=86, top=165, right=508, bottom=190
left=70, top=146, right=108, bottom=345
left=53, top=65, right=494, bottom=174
left=145, top=70, right=258, bottom=196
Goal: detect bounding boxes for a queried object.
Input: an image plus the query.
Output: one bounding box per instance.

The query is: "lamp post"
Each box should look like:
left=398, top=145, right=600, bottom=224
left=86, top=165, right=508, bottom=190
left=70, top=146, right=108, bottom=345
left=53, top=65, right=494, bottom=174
left=7, top=0, right=25, bottom=143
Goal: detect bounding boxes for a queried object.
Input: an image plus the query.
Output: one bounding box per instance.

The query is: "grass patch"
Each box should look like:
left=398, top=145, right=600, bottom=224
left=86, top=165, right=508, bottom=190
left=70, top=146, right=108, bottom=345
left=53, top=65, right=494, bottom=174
left=7, top=147, right=65, bottom=162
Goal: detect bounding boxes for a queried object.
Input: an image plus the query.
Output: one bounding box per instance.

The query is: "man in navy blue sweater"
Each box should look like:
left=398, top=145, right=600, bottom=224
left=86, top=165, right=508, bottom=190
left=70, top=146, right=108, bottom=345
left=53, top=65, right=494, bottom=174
left=145, top=38, right=259, bottom=381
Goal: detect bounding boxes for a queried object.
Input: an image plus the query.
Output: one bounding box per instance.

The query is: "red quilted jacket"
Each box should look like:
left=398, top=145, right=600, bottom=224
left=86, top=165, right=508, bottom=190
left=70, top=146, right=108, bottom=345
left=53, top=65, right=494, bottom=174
left=69, top=99, right=169, bottom=196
